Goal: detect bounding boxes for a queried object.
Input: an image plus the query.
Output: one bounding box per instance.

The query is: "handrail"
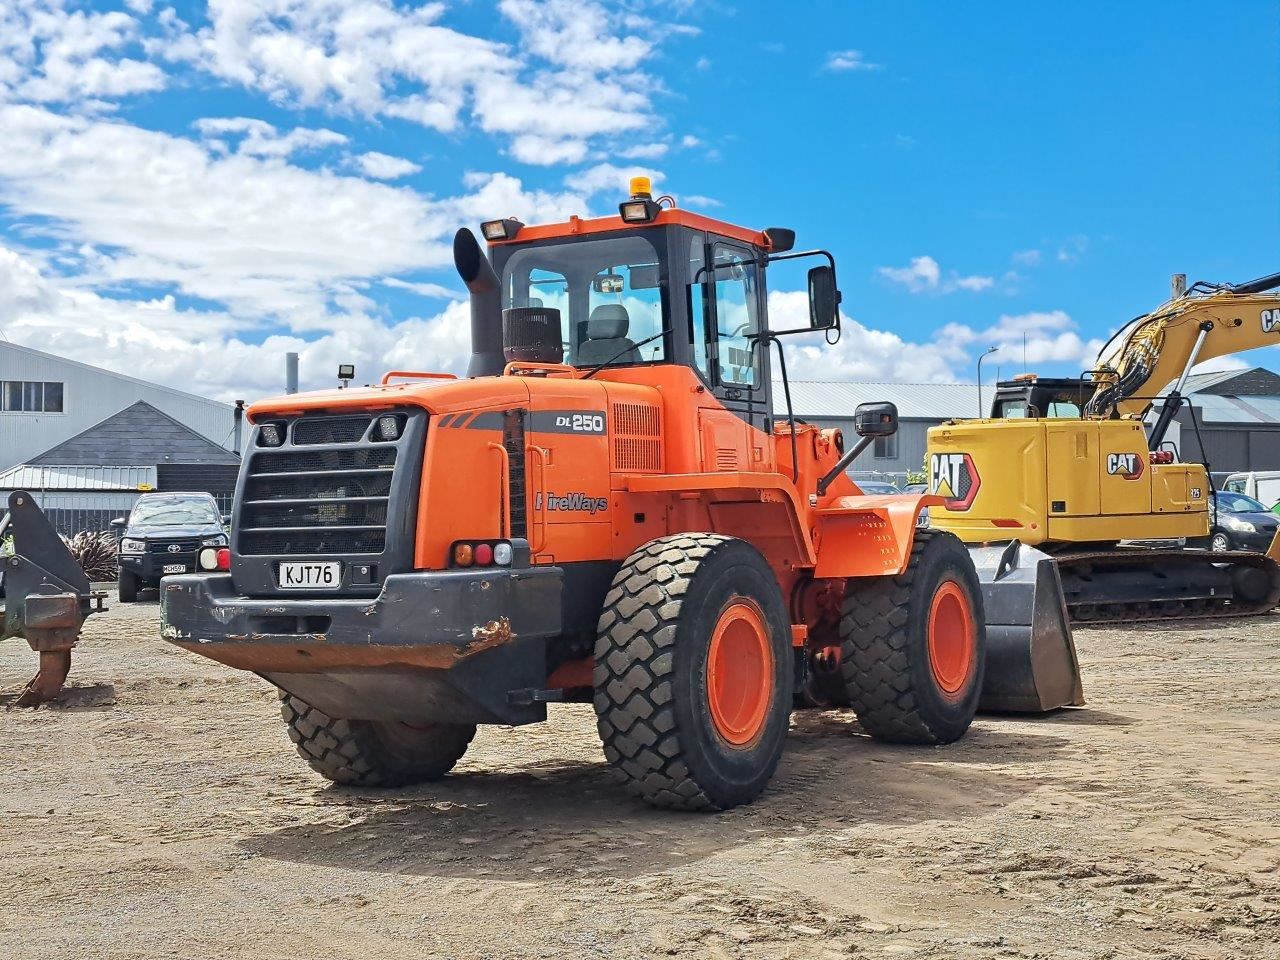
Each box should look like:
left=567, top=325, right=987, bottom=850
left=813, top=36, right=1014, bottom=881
left=527, top=444, right=549, bottom=554
left=502, top=361, right=581, bottom=378
left=487, top=441, right=510, bottom=539
left=381, top=370, right=459, bottom=385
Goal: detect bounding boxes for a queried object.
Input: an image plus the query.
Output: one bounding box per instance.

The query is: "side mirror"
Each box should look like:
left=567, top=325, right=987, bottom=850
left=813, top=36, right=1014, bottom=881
left=854, top=402, right=898, bottom=438
left=110, top=517, right=126, bottom=528
left=221, top=514, right=232, bottom=525
left=807, top=265, right=841, bottom=329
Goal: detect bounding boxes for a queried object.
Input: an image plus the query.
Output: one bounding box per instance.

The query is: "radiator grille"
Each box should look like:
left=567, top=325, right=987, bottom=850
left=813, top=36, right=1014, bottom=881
left=611, top=401, right=662, bottom=473
left=293, top=415, right=372, bottom=445
left=239, top=415, right=402, bottom=557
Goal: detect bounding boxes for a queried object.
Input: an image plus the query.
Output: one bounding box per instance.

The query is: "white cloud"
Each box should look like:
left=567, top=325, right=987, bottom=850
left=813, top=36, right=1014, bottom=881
left=193, top=116, right=347, bottom=157
left=618, top=142, right=669, bottom=160
left=824, top=49, right=881, bottom=72
left=878, top=255, right=941, bottom=292
left=564, top=162, right=662, bottom=197
left=878, top=255, right=995, bottom=294
left=381, top=277, right=463, bottom=300
left=356, top=151, right=422, bottom=180
left=1012, top=248, right=1042, bottom=266
left=163, top=0, right=662, bottom=165
left=0, top=104, right=589, bottom=325
left=682, top=194, right=722, bottom=209
left=0, top=0, right=166, bottom=104
left=0, top=241, right=473, bottom=401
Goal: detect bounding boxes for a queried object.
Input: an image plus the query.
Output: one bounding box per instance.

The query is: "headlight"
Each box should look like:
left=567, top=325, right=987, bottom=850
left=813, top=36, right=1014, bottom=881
left=1223, top=516, right=1255, bottom=532
left=120, top=538, right=145, bottom=554
left=202, top=535, right=228, bottom=547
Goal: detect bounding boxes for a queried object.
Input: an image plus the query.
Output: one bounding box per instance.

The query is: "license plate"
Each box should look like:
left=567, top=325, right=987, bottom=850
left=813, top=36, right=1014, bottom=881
left=163, top=563, right=187, bottom=574
left=278, top=561, right=341, bottom=589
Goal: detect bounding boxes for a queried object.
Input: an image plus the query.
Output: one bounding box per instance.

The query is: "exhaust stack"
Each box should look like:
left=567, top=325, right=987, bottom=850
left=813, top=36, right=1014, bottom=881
left=454, top=228, right=505, bottom=378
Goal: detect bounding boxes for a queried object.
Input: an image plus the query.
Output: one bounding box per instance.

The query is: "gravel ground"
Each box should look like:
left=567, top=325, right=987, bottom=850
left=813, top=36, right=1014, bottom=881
left=1, top=596, right=1278, bottom=959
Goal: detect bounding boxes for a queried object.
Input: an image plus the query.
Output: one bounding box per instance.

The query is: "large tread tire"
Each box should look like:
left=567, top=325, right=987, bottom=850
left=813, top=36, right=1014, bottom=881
left=118, top=569, right=139, bottom=603
left=593, top=534, right=793, bottom=812
left=838, top=529, right=985, bottom=745
left=280, top=692, right=476, bottom=787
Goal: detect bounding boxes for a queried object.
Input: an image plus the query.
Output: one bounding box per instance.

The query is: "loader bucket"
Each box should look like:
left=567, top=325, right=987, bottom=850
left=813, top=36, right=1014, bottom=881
left=968, top=540, right=1085, bottom=713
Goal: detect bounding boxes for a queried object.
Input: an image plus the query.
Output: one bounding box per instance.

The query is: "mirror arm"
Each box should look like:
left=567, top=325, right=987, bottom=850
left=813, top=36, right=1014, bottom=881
left=817, top=436, right=874, bottom=496
left=752, top=332, right=799, bottom=484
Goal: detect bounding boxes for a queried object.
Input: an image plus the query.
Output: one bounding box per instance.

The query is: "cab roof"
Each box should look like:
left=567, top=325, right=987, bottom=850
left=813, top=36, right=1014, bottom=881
left=486, top=207, right=770, bottom=250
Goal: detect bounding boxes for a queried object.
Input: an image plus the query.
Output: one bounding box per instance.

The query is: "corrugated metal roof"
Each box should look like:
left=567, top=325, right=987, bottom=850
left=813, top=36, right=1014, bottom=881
left=1186, top=395, right=1280, bottom=425
left=0, top=464, right=158, bottom=491
left=775, top=380, right=981, bottom=420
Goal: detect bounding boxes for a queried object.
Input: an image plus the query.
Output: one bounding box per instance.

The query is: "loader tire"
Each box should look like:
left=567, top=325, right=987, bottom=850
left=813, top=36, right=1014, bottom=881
left=118, top=569, right=139, bottom=603
left=279, top=692, right=475, bottom=787
left=594, top=534, right=793, bottom=811
left=838, top=529, right=985, bottom=745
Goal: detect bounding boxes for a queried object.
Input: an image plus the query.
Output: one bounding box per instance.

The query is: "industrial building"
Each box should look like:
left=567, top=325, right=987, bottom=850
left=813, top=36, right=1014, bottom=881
left=1158, top=366, right=1280, bottom=481
left=0, top=343, right=241, bottom=533
left=0, top=341, right=237, bottom=473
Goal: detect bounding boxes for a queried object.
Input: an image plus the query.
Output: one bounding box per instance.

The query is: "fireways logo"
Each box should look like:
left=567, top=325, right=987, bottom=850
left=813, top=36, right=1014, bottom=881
left=1106, top=452, right=1144, bottom=480
left=535, top=491, right=609, bottom=515
left=929, top=452, right=982, bottom=511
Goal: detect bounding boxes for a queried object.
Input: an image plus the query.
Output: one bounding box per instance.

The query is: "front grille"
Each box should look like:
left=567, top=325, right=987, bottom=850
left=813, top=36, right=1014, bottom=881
left=293, top=415, right=372, bottom=445
left=237, top=410, right=417, bottom=561
left=148, top=540, right=199, bottom=553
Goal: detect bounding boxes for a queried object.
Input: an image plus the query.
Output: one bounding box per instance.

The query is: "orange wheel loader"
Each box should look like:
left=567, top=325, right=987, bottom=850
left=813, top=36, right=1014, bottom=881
left=160, top=179, right=1082, bottom=810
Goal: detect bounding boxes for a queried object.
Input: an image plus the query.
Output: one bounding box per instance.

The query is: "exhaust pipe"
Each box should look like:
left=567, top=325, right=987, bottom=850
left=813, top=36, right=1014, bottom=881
left=454, top=228, right=505, bottom=378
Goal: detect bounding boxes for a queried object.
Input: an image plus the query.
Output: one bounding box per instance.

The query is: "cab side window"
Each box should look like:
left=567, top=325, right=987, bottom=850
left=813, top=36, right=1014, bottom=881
left=711, top=242, right=760, bottom=388
left=686, top=235, right=712, bottom=379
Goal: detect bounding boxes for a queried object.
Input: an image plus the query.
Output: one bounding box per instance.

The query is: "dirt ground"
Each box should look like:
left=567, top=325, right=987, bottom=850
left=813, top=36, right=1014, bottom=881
left=2, top=597, right=1278, bottom=960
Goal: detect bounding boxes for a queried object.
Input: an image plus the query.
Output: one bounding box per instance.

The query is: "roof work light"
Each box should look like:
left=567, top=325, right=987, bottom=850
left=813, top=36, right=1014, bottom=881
left=481, top=218, right=524, bottom=241
left=619, top=176, right=660, bottom=223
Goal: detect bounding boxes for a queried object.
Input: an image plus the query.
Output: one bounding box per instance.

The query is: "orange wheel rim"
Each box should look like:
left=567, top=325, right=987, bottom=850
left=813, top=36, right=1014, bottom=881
left=928, top=580, right=975, bottom=696
left=706, top=598, right=774, bottom=747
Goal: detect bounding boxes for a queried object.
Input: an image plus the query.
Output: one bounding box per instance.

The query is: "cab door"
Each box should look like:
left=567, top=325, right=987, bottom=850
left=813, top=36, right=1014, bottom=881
left=686, top=235, right=773, bottom=472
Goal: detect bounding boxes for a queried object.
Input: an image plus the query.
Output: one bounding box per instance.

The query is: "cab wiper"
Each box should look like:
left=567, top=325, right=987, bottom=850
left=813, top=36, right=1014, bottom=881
left=581, top=328, right=671, bottom=380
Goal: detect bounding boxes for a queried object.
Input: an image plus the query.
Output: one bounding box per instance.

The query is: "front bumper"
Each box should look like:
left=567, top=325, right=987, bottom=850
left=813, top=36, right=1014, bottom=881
left=1228, top=529, right=1278, bottom=552
left=161, top=567, right=562, bottom=725
left=120, top=552, right=198, bottom=582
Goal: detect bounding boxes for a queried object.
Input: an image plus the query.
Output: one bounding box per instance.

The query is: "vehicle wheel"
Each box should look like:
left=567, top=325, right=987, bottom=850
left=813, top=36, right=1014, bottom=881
left=279, top=692, right=476, bottom=787
left=118, top=569, right=139, bottom=603
left=1210, top=532, right=1232, bottom=553
left=593, top=534, right=793, bottom=811
left=838, top=529, right=985, bottom=744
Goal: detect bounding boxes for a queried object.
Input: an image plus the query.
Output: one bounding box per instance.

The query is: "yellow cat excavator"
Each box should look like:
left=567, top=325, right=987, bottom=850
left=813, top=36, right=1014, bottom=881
left=927, top=271, right=1280, bottom=623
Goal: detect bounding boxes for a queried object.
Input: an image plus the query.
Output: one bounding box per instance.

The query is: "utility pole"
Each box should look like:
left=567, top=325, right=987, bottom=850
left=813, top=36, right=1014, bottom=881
left=976, top=346, right=998, bottom=417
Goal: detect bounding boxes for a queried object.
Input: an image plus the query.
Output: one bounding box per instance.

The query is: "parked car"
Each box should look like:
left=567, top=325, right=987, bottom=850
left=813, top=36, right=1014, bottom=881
left=853, top=480, right=901, bottom=495
left=112, top=493, right=229, bottom=602
left=1204, top=491, right=1279, bottom=553
left=1221, top=471, right=1280, bottom=513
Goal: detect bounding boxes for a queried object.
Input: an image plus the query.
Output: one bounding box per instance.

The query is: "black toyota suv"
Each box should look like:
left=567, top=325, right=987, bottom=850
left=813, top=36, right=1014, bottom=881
left=113, top=492, right=229, bottom=602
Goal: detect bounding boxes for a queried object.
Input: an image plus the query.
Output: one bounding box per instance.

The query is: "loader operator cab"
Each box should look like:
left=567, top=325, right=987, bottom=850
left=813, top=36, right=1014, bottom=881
left=482, top=177, right=842, bottom=432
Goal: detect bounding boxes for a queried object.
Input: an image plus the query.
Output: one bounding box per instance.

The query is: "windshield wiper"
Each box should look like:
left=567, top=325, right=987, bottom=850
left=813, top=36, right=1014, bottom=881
left=581, top=328, right=671, bottom=380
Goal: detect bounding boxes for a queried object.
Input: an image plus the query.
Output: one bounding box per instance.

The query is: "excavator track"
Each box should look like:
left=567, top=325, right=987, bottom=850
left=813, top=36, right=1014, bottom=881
left=1055, top=547, right=1280, bottom=625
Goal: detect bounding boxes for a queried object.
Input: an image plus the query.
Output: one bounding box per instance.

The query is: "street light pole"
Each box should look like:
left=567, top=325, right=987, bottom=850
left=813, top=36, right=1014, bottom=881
left=976, top=346, right=998, bottom=416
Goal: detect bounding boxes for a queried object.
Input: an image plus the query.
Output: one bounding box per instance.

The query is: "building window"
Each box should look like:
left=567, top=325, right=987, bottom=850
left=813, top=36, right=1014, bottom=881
left=873, top=433, right=898, bottom=460
left=2, top=381, right=64, bottom=413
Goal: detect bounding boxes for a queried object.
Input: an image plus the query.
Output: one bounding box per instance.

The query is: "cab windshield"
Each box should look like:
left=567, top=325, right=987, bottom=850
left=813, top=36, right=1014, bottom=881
left=131, top=498, right=219, bottom=528
left=498, top=233, right=667, bottom=368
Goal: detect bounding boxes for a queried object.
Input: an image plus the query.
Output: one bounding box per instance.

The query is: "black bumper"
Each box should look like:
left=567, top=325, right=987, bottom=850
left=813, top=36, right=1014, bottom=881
left=160, top=567, right=563, bottom=726
left=120, top=553, right=198, bottom=582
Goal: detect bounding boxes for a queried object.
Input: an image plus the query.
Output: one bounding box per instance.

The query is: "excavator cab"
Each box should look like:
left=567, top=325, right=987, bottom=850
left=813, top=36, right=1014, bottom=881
left=990, top=375, right=1092, bottom=419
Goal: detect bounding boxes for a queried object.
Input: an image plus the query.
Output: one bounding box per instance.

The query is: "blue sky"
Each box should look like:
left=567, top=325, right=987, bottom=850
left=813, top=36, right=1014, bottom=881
left=0, top=0, right=1276, bottom=400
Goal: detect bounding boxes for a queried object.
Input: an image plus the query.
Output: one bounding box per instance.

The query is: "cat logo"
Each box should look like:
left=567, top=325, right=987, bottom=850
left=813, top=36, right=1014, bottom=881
left=1263, top=307, right=1280, bottom=334
left=1106, top=452, right=1144, bottom=480
left=929, top=452, right=981, bottom=511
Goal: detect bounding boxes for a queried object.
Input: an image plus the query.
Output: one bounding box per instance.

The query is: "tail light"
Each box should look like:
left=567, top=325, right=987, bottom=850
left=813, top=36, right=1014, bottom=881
left=451, top=540, right=513, bottom=568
